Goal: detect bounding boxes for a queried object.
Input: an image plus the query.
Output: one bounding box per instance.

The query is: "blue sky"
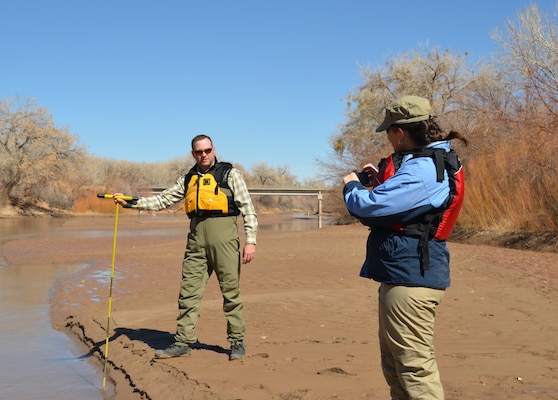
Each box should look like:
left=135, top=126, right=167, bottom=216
left=1, top=0, right=552, bottom=180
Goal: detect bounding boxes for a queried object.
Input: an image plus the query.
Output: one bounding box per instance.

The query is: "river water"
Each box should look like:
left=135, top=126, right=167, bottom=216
left=0, top=218, right=105, bottom=400
left=0, top=214, right=325, bottom=400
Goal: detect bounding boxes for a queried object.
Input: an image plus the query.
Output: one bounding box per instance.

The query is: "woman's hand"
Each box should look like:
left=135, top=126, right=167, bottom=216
left=344, top=163, right=379, bottom=186
left=361, top=163, right=379, bottom=187
left=343, top=171, right=359, bottom=185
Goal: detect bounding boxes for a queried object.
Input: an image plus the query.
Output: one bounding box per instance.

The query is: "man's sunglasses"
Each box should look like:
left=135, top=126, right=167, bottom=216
left=193, top=148, right=213, bottom=156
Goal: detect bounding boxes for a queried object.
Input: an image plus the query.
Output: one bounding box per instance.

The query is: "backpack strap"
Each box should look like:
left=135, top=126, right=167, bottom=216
left=400, top=148, right=451, bottom=271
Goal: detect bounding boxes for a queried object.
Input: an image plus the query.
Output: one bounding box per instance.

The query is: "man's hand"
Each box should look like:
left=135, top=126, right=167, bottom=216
left=112, top=193, right=128, bottom=207
left=242, top=243, right=256, bottom=264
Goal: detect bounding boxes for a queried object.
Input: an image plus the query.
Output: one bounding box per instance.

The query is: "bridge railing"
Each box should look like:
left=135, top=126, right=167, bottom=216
left=247, top=187, right=330, bottom=228
left=134, top=187, right=332, bottom=228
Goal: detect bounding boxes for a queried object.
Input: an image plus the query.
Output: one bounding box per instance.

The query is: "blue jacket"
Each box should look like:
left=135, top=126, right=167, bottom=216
left=343, top=141, right=452, bottom=289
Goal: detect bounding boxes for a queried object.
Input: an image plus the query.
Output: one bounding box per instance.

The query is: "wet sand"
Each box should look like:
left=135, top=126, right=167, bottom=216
left=3, top=214, right=558, bottom=399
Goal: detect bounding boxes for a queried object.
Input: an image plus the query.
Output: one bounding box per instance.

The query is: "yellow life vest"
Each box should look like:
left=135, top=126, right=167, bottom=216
left=184, top=162, right=240, bottom=218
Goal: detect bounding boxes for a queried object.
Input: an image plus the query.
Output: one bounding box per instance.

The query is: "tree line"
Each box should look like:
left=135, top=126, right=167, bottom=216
left=321, top=3, right=557, bottom=232
left=1, top=4, right=556, bottom=233
left=0, top=97, right=321, bottom=214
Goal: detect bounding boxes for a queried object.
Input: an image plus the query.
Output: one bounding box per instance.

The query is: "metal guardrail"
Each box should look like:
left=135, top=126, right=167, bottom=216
left=247, top=188, right=330, bottom=228
left=247, top=187, right=329, bottom=196
left=134, top=187, right=332, bottom=228
left=139, top=187, right=330, bottom=194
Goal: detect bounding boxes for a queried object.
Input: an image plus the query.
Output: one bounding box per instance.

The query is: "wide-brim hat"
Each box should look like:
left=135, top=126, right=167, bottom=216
left=376, top=95, right=433, bottom=132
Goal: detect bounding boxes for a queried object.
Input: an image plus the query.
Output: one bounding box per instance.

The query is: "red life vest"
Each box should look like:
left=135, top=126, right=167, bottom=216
left=375, top=148, right=465, bottom=241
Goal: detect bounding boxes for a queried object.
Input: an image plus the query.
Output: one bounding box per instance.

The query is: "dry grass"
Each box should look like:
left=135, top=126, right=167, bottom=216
left=461, top=127, right=558, bottom=232
left=73, top=193, right=137, bottom=215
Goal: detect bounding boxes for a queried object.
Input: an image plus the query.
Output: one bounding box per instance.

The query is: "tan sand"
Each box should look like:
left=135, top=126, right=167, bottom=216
left=3, top=215, right=558, bottom=399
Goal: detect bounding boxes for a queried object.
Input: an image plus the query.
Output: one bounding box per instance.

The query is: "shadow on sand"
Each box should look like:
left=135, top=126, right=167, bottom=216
left=78, top=327, right=228, bottom=359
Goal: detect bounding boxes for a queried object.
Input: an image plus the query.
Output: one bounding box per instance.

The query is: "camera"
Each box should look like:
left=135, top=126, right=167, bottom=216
left=355, top=170, right=370, bottom=185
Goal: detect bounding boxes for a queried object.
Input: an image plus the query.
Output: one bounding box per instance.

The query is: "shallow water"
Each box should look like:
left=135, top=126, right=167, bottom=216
left=0, top=214, right=325, bottom=399
left=0, top=219, right=107, bottom=400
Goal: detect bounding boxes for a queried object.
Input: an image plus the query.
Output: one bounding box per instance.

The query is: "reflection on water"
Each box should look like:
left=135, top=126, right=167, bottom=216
left=259, top=213, right=331, bottom=232
left=0, top=218, right=65, bottom=266
left=0, top=219, right=106, bottom=400
left=0, top=214, right=327, bottom=400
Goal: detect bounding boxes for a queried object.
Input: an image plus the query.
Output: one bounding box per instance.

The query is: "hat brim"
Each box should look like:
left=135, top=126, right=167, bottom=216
left=375, top=114, right=430, bottom=132
left=375, top=119, right=393, bottom=132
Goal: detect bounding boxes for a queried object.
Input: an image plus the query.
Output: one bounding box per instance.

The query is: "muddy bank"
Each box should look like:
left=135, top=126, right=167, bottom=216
left=3, top=215, right=558, bottom=399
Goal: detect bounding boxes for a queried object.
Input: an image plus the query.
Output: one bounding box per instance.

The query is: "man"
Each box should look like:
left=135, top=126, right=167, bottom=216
left=115, top=134, right=257, bottom=360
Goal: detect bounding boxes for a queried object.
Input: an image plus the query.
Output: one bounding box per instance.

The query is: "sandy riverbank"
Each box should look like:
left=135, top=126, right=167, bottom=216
left=3, top=214, right=557, bottom=399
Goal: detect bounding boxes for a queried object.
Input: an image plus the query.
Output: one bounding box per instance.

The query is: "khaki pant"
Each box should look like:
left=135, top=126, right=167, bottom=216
left=378, top=284, right=445, bottom=400
left=175, top=216, right=244, bottom=345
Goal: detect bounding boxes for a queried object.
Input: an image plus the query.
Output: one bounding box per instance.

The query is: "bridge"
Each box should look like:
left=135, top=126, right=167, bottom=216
left=137, top=186, right=332, bottom=228
left=248, top=187, right=329, bottom=228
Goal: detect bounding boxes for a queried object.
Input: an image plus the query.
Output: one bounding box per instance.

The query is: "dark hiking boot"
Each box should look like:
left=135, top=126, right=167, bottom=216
left=229, top=342, right=245, bottom=361
left=154, top=343, right=191, bottom=359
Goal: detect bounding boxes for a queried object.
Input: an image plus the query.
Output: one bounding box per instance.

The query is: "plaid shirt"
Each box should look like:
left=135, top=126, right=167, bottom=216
left=133, top=167, right=258, bottom=244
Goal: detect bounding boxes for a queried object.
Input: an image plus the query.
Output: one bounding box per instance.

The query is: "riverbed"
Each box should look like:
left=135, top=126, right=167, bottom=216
left=0, top=214, right=325, bottom=399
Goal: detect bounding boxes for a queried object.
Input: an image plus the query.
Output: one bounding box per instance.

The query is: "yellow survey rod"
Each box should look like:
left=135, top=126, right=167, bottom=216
left=97, top=193, right=139, bottom=207
left=97, top=193, right=138, bottom=201
left=96, top=193, right=138, bottom=392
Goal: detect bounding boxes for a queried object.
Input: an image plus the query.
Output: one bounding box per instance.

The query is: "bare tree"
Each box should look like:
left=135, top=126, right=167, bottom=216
left=320, top=47, right=479, bottom=181
left=243, top=162, right=298, bottom=210
left=487, top=3, right=558, bottom=226
left=491, top=3, right=558, bottom=130
left=248, top=162, right=297, bottom=187
left=0, top=97, right=85, bottom=208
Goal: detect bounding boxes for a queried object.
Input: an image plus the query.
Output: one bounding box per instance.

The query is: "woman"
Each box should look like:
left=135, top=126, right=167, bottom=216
left=343, top=95, right=467, bottom=400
